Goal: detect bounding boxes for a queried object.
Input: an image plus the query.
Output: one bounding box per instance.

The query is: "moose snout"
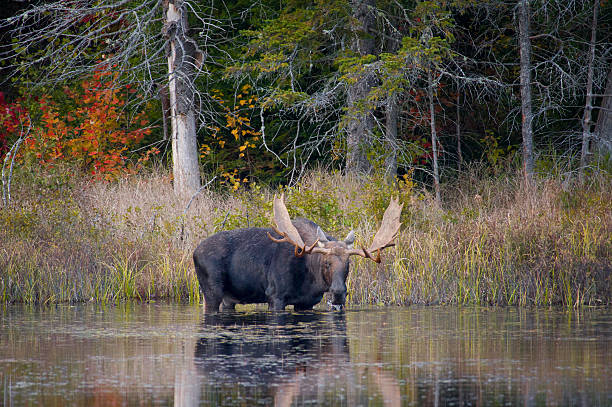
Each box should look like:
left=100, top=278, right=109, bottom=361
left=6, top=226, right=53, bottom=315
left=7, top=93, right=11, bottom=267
left=330, top=287, right=347, bottom=306
left=328, top=289, right=346, bottom=311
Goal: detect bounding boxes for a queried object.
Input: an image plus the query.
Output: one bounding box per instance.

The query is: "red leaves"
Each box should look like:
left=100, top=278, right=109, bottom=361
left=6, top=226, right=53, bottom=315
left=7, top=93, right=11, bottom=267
left=1, top=69, right=152, bottom=180
left=0, top=92, right=29, bottom=158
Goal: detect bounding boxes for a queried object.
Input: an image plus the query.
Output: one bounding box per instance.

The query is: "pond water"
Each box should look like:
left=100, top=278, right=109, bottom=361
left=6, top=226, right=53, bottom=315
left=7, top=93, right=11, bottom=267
left=1, top=304, right=611, bottom=406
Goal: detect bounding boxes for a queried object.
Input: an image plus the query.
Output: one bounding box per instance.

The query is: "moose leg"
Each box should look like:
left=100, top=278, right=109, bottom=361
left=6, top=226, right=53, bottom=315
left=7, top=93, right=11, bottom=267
left=204, top=297, right=222, bottom=313
left=193, top=256, right=224, bottom=312
left=202, top=279, right=224, bottom=312
left=221, top=297, right=236, bottom=311
left=265, top=279, right=286, bottom=311
left=268, top=298, right=286, bottom=311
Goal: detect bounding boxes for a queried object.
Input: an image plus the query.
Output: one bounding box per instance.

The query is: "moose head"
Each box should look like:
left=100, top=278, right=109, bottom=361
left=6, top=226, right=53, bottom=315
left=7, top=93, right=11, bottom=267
left=267, top=195, right=403, bottom=309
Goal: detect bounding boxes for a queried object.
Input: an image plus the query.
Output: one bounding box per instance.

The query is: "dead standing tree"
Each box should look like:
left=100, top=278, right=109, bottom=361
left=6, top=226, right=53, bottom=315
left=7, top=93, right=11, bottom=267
left=1, top=116, right=30, bottom=207
left=163, top=0, right=202, bottom=195
left=345, top=0, right=378, bottom=176
left=0, top=0, right=218, bottom=195
left=580, top=0, right=599, bottom=182
left=518, top=0, right=535, bottom=185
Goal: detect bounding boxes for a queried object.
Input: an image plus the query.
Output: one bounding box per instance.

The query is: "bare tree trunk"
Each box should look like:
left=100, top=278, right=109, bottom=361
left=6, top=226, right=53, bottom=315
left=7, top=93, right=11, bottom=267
left=384, top=94, right=398, bottom=183
left=383, top=32, right=400, bottom=183
left=164, top=0, right=201, bottom=196
left=428, top=70, right=441, bottom=205
left=579, top=0, right=599, bottom=182
left=159, top=84, right=170, bottom=141
left=456, top=89, right=463, bottom=171
left=594, top=63, right=612, bottom=155
left=346, top=0, right=377, bottom=175
left=518, top=0, right=534, bottom=185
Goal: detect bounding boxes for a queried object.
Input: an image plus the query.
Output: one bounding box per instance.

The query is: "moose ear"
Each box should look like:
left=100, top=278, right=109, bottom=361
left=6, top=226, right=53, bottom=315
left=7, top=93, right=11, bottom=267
left=316, top=226, right=328, bottom=245
left=344, top=230, right=355, bottom=248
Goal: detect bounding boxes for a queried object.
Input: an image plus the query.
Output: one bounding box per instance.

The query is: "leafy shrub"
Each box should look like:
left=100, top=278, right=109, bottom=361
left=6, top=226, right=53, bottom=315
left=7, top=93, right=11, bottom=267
left=1, top=69, right=155, bottom=180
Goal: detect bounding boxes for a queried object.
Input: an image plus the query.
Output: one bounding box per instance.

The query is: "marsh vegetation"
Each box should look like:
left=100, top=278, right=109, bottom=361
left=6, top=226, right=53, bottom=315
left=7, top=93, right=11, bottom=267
left=1, top=164, right=610, bottom=307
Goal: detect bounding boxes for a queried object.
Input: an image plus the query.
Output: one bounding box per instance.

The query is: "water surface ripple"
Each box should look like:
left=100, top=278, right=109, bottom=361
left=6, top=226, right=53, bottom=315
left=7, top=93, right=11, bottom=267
left=1, top=305, right=611, bottom=406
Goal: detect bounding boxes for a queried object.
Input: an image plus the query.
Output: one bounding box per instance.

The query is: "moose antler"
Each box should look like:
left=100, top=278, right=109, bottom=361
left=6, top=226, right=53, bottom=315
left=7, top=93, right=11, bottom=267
left=268, top=195, right=402, bottom=262
left=347, top=197, right=403, bottom=263
left=267, top=194, right=320, bottom=257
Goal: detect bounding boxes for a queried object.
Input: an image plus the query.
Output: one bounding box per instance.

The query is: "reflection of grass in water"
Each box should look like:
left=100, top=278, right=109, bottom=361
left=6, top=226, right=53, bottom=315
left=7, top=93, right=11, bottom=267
left=1, top=305, right=610, bottom=405
left=347, top=308, right=612, bottom=406
left=0, top=165, right=610, bottom=306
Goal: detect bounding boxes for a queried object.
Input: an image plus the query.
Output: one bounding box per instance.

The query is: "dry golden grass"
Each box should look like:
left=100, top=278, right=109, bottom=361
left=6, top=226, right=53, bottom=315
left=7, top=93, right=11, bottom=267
left=1, top=165, right=610, bottom=306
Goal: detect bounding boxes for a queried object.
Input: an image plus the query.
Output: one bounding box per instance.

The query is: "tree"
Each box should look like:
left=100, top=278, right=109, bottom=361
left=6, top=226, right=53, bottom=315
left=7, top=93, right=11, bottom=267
left=580, top=0, right=599, bottom=182
left=595, top=63, right=612, bottom=155
left=518, top=0, right=534, bottom=185
left=0, top=0, right=216, bottom=195
left=345, top=0, right=378, bottom=175
left=163, top=0, right=202, bottom=195
left=427, top=69, right=441, bottom=203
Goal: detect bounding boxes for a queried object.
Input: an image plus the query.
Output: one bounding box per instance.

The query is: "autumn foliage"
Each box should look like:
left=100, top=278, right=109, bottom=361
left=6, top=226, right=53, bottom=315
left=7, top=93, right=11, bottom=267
left=1, top=69, right=153, bottom=179
left=200, top=84, right=260, bottom=189
left=0, top=91, right=26, bottom=159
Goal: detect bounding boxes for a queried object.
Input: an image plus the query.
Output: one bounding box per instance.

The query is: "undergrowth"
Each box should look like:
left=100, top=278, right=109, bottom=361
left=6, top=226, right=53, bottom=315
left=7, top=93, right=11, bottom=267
left=0, top=163, right=610, bottom=307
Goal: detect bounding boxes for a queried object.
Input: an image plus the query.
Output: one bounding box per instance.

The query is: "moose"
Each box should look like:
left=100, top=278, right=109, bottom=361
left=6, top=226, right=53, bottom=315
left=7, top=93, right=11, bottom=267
left=193, top=195, right=402, bottom=312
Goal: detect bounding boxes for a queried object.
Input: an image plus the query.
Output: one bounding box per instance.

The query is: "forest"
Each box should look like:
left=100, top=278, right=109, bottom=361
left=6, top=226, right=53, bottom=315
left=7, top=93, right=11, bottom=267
left=0, top=0, right=610, bottom=307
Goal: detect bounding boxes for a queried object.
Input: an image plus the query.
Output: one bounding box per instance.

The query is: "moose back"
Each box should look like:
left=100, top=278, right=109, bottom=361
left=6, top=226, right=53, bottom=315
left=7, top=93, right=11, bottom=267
left=193, top=196, right=402, bottom=312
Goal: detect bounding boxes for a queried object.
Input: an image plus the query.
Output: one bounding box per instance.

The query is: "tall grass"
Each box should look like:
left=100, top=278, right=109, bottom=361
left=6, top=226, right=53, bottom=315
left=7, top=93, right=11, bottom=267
left=0, top=164, right=610, bottom=306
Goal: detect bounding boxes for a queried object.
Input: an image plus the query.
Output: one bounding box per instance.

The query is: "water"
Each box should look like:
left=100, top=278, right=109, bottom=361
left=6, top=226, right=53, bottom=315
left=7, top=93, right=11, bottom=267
left=1, top=304, right=611, bottom=406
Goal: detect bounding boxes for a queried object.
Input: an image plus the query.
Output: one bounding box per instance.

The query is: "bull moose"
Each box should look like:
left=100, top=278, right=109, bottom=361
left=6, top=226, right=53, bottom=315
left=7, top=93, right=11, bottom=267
left=193, top=195, right=402, bottom=311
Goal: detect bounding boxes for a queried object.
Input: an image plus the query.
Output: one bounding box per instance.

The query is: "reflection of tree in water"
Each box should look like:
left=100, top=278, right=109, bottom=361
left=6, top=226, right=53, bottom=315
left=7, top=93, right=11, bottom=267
left=2, top=307, right=609, bottom=406
left=183, top=309, right=612, bottom=407
left=194, top=311, right=400, bottom=407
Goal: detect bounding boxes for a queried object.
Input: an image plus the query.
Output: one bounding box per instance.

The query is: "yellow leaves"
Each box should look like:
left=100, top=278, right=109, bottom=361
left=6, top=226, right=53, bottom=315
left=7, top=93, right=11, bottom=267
left=220, top=169, right=245, bottom=191
left=225, top=114, right=236, bottom=128
left=199, top=143, right=211, bottom=157
left=202, top=85, right=261, bottom=191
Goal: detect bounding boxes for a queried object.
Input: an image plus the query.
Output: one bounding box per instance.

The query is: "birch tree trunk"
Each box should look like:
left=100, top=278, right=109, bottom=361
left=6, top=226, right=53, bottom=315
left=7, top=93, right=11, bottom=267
left=383, top=33, right=400, bottom=183
left=594, top=63, right=612, bottom=155
left=456, top=89, right=463, bottom=171
left=518, top=0, right=534, bottom=185
left=346, top=0, right=377, bottom=175
left=164, top=0, right=201, bottom=196
left=384, top=94, right=398, bottom=183
left=428, top=70, right=441, bottom=205
left=579, top=0, right=599, bottom=182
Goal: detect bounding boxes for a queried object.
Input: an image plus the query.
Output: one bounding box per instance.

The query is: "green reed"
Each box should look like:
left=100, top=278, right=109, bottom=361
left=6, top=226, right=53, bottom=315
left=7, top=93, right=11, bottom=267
left=1, top=165, right=610, bottom=307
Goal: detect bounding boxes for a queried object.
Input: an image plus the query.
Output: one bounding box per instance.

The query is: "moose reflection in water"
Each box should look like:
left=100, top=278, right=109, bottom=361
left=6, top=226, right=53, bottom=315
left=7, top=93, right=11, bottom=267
left=2, top=306, right=611, bottom=406
left=192, top=311, right=402, bottom=406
